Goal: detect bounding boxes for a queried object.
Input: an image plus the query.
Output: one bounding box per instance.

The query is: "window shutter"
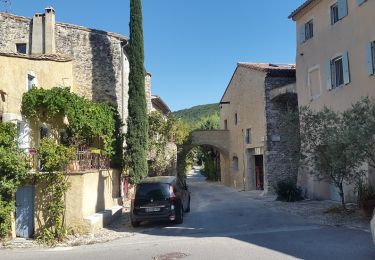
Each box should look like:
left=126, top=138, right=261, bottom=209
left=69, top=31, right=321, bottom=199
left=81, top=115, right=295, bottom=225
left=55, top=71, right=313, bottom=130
left=338, top=0, right=348, bottom=19
left=343, top=52, right=350, bottom=84
left=299, top=24, right=305, bottom=44
left=366, top=42, right=374, bottom=76
left=356, top=0, right=366, bottom=6
left=325, top=60, right=332, bottom=90
left=325, top=60, right=333, bottom=90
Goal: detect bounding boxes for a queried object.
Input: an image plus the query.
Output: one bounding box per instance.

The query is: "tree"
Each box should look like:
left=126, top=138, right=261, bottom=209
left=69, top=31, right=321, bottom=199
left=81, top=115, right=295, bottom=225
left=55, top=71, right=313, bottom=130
left=300, top=106, right=366, bottom=209
left=126, top=0, right=149, bottom=184
left=343, top=98, right=375, bottom=169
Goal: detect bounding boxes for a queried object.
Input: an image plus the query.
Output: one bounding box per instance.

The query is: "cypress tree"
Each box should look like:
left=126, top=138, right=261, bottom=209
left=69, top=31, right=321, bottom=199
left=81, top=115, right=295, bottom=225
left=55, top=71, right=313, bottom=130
left=126, top=0, right=149, bottom=184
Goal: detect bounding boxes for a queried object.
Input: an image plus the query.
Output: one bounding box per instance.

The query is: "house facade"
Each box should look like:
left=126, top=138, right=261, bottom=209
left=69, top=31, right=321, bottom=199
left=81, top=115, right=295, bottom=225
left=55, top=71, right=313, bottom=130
left=0, top=7, right=135, bottom=238
left=290, top=0, right=375, bottom=200
left=219, top=63, right=298, bottom=193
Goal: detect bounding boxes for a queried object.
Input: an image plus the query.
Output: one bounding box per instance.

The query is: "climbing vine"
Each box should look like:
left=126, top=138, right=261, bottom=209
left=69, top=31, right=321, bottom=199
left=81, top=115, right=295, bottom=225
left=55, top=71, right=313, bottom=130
left=0, top=123, right=28, bottom=239
left=35, top=139, right=75, bottom=245
left=21, top=87, right=123, bottom=161
left=148, top=112, right=191, bottom=177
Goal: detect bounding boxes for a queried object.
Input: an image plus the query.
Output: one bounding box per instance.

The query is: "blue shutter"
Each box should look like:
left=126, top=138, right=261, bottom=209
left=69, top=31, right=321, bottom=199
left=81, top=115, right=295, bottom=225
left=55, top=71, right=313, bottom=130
left=367, top=42, right=375, bottom=76
left=343, top=52, right=350, bottom=84
left=299, top=24, right=305, bottom=44
left=338, top=0, right=348, bottom=19
left=356, top=0, right=366, bottom=6
left=326, top=60, right=333, bottom=90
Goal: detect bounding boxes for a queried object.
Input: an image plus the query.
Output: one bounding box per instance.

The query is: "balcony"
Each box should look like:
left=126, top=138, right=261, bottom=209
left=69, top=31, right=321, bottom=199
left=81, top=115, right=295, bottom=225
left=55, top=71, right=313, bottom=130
left=25, top=145, right=110, bottom=173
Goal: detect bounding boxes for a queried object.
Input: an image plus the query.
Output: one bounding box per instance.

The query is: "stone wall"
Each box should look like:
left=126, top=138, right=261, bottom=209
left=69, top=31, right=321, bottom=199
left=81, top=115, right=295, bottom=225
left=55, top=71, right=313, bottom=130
left=264, top=76, right=298, bottom=191
left=55, top=24, right=129, bottom=122
left=0, top=12, right=130, bottom=123
left=0, top=14, right=31, bottom=53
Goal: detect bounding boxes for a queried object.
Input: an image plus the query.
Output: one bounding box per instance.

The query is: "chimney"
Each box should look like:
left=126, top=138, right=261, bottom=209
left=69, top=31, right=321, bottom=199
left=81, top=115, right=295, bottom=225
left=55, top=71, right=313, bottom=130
left=31, top=7, right=56, bottom=55
left=44, top=7, right=56, bottom=54
left=31, top=13, right=44, bottom=54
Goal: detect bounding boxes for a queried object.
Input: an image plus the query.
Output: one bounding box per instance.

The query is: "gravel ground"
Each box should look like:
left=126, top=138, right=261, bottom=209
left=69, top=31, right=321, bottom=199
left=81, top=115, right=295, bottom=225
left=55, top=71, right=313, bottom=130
left=244, top=191, right=372, bottom=232
left=1, top=189, right=372, bottom=249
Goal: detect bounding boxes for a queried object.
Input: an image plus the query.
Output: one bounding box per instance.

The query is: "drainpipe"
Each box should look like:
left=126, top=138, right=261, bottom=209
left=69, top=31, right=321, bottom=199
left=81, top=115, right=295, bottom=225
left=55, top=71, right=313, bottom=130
left=242, top=129, right=246, bottom=191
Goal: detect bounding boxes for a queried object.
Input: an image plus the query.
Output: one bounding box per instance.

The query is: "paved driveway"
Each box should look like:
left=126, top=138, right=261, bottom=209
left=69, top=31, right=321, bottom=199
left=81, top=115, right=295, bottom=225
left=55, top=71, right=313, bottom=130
left=2, top=170, right=375, bottom=260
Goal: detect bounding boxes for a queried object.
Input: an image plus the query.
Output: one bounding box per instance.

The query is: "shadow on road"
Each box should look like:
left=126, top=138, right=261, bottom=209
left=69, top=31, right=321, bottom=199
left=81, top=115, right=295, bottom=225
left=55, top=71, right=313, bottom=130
left=105, top=168, right=375, bottom=260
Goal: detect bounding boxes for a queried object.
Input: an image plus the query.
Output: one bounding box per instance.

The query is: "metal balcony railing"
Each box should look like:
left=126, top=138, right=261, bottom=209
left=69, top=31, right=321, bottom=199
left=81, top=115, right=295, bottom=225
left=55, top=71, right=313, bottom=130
left=24, top=145, right=110, bottom=173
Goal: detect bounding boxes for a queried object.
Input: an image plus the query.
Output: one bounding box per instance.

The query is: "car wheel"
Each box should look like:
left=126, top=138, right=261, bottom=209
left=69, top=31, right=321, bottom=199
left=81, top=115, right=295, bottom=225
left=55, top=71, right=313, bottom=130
left=174, top=202, right=184, bottom=224
left=185, top=196, right=190, bottom=213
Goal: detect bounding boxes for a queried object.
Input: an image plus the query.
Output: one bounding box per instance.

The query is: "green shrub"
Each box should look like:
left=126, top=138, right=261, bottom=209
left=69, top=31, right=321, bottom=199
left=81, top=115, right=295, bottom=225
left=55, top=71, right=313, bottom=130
left=0, top=122, right=28, bottom=239
left=274, top=179, right=303, bottom=202
left=356, top=180, right=375, bottom=208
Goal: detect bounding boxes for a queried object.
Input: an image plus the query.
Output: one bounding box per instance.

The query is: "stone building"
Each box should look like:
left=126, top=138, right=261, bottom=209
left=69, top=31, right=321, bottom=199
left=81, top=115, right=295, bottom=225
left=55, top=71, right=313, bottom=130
left=219, top=63, right=298, bottom=192
left=289, top=0, right=375, bottom=201
left=0, top=7, right=131, bottom=127
left=0, top=7, right=154, bottom=238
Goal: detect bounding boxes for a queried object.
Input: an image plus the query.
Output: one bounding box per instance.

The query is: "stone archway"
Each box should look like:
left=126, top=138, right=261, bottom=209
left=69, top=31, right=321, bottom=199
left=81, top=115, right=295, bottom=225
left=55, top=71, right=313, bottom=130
left=177, top=130, right=230, bottom=185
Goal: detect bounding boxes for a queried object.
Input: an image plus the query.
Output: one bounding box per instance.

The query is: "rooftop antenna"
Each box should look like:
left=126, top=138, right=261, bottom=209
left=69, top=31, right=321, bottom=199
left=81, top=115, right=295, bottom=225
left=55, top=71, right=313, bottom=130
left=0, top=0, right=11, bottom=13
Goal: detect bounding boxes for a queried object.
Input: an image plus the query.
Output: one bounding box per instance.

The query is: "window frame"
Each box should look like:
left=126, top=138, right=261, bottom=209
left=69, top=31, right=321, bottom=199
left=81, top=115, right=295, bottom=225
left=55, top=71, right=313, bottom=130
left=245, top=128, right=252, bottom=144
left=304, top=20, right=314, bottom=41
left=234, top=113, right=238, bottom=126
left=232, top=156, right=239, bottom=171
left=330, top=3, right=339, bottom=25
left=331, top=56, right=344, bottom=89
left=16, top=43, right=27, bottom=54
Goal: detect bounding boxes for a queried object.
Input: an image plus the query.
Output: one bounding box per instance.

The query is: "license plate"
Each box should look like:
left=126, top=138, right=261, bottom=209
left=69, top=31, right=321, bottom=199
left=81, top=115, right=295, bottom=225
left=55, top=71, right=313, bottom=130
left=145, top=207, right=161, bottom=212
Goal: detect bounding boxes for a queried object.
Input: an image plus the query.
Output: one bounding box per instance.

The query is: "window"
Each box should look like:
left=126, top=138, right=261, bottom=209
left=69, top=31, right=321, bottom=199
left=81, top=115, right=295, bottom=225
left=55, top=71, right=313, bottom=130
left=224, top=119, right=228, bottom=130
left=331, top=0, right=348, bottom=25
left=326, top=52, right=350, bottom=90
left=245, top=128, right=252, bottom=144
left=299, top=20, right=314, bottom=44
left=234, top=113, right=238, bottom=125
left=16, top=43, right=27, bottom=54
left=305, top=20, right=314, bottom=40
left=40, top=126, right=50, bottom=140
left=366, top=41, right=375, bottom=76
left=332, top=56, right=344, bottom=88
left=232, top=156, right=239, bottom=171
left=331, top=3, right=339, bottom=24
left=27, top=74, right=36, bottom=90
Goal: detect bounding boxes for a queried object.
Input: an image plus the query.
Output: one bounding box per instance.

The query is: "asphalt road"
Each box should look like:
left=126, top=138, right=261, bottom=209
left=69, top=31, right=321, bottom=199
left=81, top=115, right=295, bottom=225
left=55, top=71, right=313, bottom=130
left=2, top=169, right=375, bottom=260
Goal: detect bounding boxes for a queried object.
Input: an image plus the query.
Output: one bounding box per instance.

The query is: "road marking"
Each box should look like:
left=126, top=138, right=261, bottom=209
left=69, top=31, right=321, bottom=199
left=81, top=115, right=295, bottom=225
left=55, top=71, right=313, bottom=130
left=44, top=247, right=74, bottom=252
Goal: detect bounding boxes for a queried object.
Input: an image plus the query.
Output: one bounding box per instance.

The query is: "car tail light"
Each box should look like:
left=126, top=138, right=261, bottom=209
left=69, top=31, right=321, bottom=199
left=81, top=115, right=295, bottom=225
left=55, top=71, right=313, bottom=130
left=169, top=185, right=177, bottom=202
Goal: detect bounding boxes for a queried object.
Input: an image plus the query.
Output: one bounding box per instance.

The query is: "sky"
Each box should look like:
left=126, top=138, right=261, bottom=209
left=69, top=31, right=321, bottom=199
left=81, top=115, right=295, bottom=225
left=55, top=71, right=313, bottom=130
left=3, top=0, right=305, bottom=111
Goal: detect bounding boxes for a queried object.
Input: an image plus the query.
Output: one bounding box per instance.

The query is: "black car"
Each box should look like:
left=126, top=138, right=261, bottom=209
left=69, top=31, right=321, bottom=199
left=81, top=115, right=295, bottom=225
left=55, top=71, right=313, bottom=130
left=130, top=176, right=191, bottom=227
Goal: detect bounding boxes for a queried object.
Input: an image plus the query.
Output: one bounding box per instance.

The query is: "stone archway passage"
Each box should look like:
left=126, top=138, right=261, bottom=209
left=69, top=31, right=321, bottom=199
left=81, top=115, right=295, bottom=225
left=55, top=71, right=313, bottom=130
left=177, top=130, right=230, bottom=185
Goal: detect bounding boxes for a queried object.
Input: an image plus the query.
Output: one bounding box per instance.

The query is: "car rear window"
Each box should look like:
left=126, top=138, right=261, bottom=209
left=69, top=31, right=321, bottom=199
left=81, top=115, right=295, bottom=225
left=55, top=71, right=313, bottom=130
left=135, top=183, right=170, bottom=199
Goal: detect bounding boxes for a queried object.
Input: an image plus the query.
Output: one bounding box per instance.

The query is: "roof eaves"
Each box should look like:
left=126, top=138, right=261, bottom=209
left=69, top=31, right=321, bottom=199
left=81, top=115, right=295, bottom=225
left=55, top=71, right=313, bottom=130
left=288, top=0, right=317, bottom=20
